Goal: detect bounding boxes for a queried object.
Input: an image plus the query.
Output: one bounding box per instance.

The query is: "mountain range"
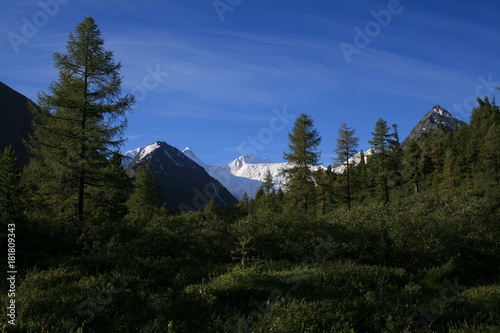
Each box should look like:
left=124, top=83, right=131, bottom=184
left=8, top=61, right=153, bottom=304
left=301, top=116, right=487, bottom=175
left=0, top=82, right=466, bottom=211
left=123, top=105, right=465, bottom=202
left=125, top=141, right=238, bottom=212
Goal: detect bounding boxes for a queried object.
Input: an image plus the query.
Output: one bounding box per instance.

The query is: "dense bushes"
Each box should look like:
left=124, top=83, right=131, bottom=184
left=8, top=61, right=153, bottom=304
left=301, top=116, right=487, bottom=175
left=1, top=189, right=498, bottom=332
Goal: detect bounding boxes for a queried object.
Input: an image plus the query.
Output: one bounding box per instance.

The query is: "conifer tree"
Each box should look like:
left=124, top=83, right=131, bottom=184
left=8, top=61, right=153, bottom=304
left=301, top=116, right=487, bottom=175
left=261, top=169, right=275, bottom=195
left=27, top=17, right=134, bottom=226
left=368, top=118, right=392, bottom=203
left=470, top=97, right=500, bottom=133
left=203, top=198, right=219, bottom=216
left=240, top=192, right=250, bottom=205
left=314, top=166, right=336, bottom=215
left=351, top=150, right=369, bottom=200
left=255, top=170, right=277, bottom=212
left=0, top=146, right=24, bottom=225
left=442, top=149, right=455, bottom=190
left=125, top=164, right=163, bottom=225
left=334, top=122, right=359, bottom=209
left=283, top=113, right=321, bottom=214
left=88, top=152, right=132, bottom=223
left=483, top=124, right=500, bottom=186
left=401, top=141, right=423, bottom=193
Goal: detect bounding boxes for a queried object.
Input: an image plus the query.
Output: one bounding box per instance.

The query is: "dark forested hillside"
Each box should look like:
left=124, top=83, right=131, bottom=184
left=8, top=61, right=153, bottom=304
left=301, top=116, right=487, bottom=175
left=0, top=82, right=33, bottom=165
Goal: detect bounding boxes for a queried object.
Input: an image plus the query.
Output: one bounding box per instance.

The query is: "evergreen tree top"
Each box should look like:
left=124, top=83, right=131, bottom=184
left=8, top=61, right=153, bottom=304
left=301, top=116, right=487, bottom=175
left=283, top=113, right=321, bottom=167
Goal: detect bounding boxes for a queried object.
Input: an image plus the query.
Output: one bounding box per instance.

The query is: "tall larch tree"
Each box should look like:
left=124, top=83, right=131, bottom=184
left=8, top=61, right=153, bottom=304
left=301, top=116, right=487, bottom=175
left=283, top=113, right=321, bottom=214
left=334, top=122, right=359, bottom=210
left=27, top=17, right=134, bottom=226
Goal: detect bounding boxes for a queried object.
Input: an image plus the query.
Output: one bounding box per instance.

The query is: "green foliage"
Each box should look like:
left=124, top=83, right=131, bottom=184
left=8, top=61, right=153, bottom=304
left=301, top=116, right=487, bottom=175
left=0, top=146, right=24, bottom=226
left=1, top=267, right=109, bottom=332
left=368, top=118, right=401, bottom=203
left=26, top=17, right=134, bottom=226
left=283, top=113, right=321, bottom=214
left=125, top=162, right=164, bottom=226
left=334, top=122, right=359, bottom=209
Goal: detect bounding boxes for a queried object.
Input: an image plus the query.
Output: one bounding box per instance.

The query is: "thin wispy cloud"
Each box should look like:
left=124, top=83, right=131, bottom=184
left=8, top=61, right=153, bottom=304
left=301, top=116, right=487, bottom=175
left=1, top=0, right=498, bottom=165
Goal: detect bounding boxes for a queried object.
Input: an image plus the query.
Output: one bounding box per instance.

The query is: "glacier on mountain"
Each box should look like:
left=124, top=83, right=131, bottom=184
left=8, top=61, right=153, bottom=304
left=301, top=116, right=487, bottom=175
left=123, top=144, right=370, bottom=200
left=182, top=148, right=286, bottom=200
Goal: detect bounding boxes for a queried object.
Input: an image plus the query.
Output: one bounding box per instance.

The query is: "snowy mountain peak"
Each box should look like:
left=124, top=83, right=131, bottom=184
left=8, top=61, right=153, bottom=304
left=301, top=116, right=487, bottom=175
left=242, top=154, right=273, bottom=164
left=122, top=145, right=146, bottom=167
left=182, top=147, right=205, bottom=167
left=230, top=154, right=273, bottom=168
left=431, top=105, right=451, bottom=118
left=138, top=141, right=162, bottom=160
left=401, top=105, right=465, bottom=147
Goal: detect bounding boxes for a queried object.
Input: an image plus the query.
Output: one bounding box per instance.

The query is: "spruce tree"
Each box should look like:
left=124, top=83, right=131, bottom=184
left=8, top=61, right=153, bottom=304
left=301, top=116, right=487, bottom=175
left=283, top=113, right=321, bottom=214
left=401, top=141, right=423, bottom=193
left=334, top=122, right=359, bottom=209
left=255, top=170, right=277, bottom=212
left=261, top=169, right=275, bottom=195
left=27, top=17, right=134, bottom=226
left=368, top=118, right=392, bottom=203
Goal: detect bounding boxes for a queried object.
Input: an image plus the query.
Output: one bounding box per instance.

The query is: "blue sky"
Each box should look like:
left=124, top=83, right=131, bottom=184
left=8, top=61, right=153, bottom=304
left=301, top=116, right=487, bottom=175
left=1, top=0, right=499, bottom=165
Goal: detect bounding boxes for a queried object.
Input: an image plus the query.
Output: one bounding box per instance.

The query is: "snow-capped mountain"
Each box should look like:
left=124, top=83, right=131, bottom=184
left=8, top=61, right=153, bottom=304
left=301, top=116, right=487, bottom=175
left=182, top=148, right=287, bottom=199
left=124, top=144, right=372, bottom=201
left=181, top=148, right=371, bottom=199
left=401, top=105, right=465, bottom=147
left=121, top=104, right=463, bottom=202
left=333, top=149, right=373, bottom=174
left=121, top=145, right=146, bottom=167
left=126, top=141, right=238, bottom=211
